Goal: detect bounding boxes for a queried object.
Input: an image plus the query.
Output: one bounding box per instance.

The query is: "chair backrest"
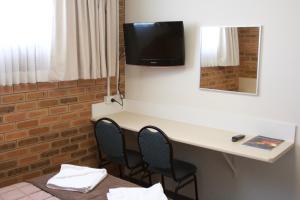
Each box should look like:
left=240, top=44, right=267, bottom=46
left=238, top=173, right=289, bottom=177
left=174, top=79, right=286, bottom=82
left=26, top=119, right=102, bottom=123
left=138, top=126, right=174, bottom=170
left=94, top=118, right=125, bottom=161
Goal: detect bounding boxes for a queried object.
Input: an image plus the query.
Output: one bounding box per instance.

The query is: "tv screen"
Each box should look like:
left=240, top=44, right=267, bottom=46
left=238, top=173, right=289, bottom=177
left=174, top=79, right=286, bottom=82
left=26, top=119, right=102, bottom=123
left=123, top=21, right=185, bottom=66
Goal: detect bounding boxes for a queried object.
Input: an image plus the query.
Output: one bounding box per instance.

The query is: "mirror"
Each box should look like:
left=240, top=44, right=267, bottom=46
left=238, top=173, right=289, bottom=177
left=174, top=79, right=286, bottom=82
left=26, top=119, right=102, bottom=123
left=200, top=26, right=261, bottom=94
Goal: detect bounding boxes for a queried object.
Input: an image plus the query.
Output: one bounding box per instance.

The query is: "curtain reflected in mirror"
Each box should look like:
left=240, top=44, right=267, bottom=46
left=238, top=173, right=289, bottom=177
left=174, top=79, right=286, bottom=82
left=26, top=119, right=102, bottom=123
left=200, top=26, right=261, bottom=94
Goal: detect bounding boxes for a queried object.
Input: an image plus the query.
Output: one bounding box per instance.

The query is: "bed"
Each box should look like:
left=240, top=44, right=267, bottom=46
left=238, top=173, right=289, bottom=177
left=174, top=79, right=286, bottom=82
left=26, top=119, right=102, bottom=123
left=0, top=173, right=139, bottom=200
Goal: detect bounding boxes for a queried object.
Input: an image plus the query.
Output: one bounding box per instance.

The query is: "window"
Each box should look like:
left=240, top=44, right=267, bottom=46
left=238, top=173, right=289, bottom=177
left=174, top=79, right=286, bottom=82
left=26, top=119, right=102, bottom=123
left=200, top=27, right=240, bottom=67
left=0, top=0, right=119, bottom=86
left=0, top=0, right=54, bottom=85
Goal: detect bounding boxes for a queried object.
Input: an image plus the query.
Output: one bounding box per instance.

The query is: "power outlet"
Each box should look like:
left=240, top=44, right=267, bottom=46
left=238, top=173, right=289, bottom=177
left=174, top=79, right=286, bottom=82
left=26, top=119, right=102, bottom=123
left=104, top=95, right=121, bottom=104
left=104, top=96, right=114, bottom=104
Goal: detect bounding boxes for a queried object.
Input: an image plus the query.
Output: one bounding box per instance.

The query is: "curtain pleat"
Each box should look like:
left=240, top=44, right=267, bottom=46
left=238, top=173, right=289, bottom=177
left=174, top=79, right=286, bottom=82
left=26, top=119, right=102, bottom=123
left=0, top=0, right=53, bottom=86
left=0, top=44, right=52, bottom=86
left=218, top=27, right=240, bottom=67
left=0, top=0, right=119, bottom=86
left=49, top=0, right=119, bottom=81
left=201, top=27, right=240, bottom=67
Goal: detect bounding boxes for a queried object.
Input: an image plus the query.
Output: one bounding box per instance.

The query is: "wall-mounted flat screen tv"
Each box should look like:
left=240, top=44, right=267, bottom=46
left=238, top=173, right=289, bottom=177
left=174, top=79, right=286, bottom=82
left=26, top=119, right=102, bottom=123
left=123, top=21, right=185, bottom=66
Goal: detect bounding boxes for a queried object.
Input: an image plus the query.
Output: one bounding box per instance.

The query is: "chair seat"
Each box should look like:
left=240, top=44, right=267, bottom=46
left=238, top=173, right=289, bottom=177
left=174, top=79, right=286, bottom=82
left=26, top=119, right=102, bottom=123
left=126, top=149, right=143, bottom=169
left=150, top=159, right=197, bottom=181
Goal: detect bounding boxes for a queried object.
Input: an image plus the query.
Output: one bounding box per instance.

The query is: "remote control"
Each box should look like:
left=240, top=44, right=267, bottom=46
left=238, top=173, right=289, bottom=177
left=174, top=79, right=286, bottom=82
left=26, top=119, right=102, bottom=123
left=232, top=134, right=245, bottom=142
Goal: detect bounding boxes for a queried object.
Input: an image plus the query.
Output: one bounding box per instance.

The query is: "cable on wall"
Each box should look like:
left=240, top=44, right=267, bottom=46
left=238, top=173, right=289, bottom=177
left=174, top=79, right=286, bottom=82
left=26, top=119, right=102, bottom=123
left=111, top=0, right=124, bottom=107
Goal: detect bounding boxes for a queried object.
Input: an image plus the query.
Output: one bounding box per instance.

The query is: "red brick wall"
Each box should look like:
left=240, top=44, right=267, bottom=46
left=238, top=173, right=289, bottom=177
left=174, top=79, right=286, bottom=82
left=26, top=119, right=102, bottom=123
left=200, top=67, right=240, bottom=91
left=0, top=79, right=116, bottom=187
left=238, top=27, right=259, bottom=78
left=0, top=0, right=125, bottom=187
left=200, top=27, right=259, bottom=91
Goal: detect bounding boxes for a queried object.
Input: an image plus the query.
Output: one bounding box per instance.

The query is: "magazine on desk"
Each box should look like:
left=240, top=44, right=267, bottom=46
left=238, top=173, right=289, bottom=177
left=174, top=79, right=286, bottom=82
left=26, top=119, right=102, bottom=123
left=243, top=136, right=284, bottom=150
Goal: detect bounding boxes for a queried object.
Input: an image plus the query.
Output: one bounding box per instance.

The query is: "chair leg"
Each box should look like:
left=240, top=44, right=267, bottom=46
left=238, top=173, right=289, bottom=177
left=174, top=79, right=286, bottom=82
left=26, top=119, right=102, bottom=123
left=139, top=169, right=152, bottom=186
left=161, top=175, right=165, bottom=191
left=148, top=172, right=152, bottom=185
left=139, top=170, right=146, bottom=183
left=129, top=165, right=144, bottom=178
left=118, top=165, right=123, bottom=178
left=193, top=174, right=199, bottom=200
left=128, top=169, right=133, bottom=178
left=174, top=182, right=181, bottom=200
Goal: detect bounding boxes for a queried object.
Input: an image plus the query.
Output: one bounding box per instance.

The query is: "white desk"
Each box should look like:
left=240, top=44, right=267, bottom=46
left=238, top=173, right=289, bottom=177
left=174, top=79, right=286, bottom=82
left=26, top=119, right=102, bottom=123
left=92, top=111, right=293, bottom=163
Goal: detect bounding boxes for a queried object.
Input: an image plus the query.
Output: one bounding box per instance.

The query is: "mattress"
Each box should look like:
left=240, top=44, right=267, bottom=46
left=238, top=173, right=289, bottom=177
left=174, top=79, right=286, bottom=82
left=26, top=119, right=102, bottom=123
left=0, top=173, right=139, bottom=200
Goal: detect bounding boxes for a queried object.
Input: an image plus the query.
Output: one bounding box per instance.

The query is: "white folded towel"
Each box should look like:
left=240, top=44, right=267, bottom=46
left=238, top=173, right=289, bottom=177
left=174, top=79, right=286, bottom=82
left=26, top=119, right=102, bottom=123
left=47, top=164, right=107, bottom=193
left=107, top=183, right=168, bottom=200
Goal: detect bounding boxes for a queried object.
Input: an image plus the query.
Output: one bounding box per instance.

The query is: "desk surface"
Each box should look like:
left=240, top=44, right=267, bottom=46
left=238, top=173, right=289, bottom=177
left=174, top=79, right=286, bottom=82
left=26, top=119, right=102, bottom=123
left=92, top=111, right=293, bottom=163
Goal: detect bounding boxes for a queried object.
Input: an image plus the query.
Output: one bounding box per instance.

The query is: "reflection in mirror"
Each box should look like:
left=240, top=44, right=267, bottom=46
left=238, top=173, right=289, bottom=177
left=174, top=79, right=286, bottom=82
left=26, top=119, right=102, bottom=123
left=200, top=26, right=261, bottom=94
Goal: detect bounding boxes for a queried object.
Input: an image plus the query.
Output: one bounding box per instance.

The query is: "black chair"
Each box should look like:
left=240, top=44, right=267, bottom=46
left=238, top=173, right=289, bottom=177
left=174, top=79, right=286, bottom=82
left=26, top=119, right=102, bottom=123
left=94, top=118, right=143, bottom=177
left=138, top=126, right=199, bottom=200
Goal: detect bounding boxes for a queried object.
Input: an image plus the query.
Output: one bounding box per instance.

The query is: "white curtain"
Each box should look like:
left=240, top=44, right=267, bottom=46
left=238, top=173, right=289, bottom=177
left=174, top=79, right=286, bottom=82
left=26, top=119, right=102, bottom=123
left=0, top=0, right=54, bottom=86
left=49, top=0, right=119, bottom=81
left=201, top=27, right=240, bottom=67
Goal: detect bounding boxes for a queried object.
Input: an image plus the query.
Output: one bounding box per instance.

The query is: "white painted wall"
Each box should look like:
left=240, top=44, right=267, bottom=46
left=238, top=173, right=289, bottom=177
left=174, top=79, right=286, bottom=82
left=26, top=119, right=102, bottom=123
left=125, top=0, right=300, bottom=199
